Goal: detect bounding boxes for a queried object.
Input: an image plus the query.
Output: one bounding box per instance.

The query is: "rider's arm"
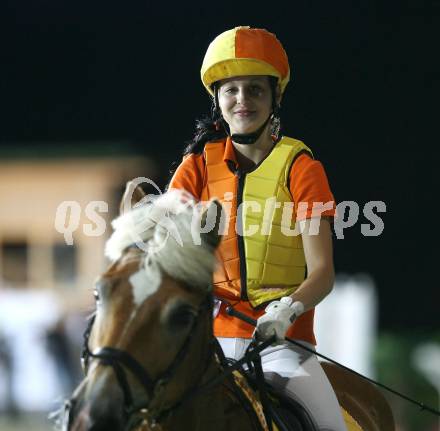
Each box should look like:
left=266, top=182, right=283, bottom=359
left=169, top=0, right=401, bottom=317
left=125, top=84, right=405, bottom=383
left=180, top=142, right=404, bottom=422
left=288, top=153, right=336, bottom=313
left=289, top=217, right=335, bottom=313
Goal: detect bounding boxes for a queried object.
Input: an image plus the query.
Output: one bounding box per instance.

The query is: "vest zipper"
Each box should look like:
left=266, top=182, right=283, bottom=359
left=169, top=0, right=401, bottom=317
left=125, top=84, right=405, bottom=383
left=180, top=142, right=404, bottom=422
left=236, top=170, right=248, bottom=301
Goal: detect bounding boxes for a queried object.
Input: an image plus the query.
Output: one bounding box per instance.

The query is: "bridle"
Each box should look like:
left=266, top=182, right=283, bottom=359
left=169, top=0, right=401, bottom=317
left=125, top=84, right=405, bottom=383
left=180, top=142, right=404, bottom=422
left=63, top=295, right=214, bottom=431
left=62, top=290, right=280, bottom=431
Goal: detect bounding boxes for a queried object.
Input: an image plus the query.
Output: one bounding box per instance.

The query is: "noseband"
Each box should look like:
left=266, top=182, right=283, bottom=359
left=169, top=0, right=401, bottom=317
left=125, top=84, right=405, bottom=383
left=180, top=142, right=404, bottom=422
left=63, top=296, right=213, bottom=430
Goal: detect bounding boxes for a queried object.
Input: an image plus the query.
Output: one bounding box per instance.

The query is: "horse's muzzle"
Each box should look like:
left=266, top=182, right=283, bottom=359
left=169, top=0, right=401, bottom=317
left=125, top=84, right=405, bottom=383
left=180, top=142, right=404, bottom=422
left=66, top=369, right=126, bottom=431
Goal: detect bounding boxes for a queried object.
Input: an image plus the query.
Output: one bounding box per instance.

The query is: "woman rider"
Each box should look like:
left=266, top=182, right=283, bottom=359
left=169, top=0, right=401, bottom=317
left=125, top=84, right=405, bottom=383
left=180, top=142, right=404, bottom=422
left=169, top=26, right=347, bottom=431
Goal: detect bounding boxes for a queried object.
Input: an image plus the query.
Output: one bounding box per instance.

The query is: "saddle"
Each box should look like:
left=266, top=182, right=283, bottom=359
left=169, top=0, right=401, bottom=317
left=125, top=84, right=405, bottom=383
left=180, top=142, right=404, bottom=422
left=215, top=337, right=394, bottom=431
left=321, top=361, right=395, bottom=431
left=232, top=368, right=316, bottom=431
left=266, top=382, right=364, bottom=431
left=266, top=384, right=317, bottom=431
left=233, top=361, right=394, bottom=431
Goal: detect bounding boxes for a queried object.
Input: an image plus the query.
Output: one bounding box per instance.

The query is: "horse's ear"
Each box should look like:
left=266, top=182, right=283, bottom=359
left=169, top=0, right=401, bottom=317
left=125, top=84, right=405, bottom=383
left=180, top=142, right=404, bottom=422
left=120, top=181, right=146, bottom=216
left=200, top=199, right=223, bottom=249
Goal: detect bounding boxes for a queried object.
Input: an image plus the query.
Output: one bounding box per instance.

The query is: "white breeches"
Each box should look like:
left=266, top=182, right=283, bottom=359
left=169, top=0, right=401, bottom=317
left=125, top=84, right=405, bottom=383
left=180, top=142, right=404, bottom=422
left=217, top=337, right=347, bottom=431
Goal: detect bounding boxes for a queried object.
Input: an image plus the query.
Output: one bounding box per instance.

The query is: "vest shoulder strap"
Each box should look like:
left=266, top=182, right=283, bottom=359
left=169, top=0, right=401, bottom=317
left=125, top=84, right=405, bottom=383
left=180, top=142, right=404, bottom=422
left=278, top=136, right=314, bottom=159
left=277, top=137, right=314, bottom=188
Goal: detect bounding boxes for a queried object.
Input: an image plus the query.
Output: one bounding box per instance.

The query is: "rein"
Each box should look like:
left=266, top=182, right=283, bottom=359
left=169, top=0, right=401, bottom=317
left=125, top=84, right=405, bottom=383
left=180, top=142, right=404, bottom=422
left=150, top=336, right=277, bottom=429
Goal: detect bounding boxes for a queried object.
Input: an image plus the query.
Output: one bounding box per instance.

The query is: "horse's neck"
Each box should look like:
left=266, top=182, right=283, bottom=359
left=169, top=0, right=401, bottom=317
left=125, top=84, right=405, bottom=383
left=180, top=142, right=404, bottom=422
left=162, top=353, right=256, bottom=431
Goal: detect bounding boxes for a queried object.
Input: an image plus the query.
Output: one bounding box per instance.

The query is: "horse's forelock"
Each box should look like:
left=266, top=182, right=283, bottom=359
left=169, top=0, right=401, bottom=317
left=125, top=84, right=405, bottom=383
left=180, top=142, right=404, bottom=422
left=105, top=190, right=216, bottom=292
left=105, top=190, right=196, bottom=260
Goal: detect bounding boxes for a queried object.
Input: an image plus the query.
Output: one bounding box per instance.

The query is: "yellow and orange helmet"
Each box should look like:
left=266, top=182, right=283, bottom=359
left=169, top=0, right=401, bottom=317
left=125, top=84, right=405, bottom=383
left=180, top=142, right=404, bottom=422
left=200, top=26, right=290, bottom=96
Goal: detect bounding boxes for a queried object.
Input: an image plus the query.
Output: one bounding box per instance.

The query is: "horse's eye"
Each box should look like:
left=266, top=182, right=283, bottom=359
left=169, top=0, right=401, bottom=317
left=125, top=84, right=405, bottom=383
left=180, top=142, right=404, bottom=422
left=167, top=305, right=196, bottom=329
left=93, top=289, right=100, bottom=303
left=93, top=279, right=112, bottom=304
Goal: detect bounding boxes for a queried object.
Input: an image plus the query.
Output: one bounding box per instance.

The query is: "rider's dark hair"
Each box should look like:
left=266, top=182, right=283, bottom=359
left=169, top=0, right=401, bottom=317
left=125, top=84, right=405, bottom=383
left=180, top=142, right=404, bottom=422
left=182, top=82, right=225, bottom=156
left=183, top=76, right=280, bottom=156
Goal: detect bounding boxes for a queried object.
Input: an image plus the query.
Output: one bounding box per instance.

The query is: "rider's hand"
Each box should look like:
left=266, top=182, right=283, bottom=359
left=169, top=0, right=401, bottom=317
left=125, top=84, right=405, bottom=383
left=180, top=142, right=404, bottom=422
left=255, top=297, right=304, bottom=342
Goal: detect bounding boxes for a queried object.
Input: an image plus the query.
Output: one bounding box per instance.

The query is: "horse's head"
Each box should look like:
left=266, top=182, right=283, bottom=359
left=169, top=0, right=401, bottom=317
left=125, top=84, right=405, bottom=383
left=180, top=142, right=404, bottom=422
left=65, top=184, right=222, bottom=431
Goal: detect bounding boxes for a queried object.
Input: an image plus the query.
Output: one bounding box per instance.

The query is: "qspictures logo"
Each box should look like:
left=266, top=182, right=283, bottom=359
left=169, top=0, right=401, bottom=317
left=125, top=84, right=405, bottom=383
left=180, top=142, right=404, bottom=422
left=54, top=177, right=386, bottom=248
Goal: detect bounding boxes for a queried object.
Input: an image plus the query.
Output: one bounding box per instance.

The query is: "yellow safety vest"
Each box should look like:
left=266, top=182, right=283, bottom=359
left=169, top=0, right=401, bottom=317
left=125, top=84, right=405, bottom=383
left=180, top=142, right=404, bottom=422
left=203, top=136, right=313, bottom=308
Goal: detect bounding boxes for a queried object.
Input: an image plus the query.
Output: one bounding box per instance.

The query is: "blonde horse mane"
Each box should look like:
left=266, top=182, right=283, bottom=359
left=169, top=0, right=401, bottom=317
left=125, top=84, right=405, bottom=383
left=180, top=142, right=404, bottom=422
left=105, top=189, right=218, bottom=291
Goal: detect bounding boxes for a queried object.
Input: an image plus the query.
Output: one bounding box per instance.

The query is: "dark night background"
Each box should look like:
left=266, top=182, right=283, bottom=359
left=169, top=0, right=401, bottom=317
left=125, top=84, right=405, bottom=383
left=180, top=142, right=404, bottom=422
left=1, top=1, right=438, bottom=331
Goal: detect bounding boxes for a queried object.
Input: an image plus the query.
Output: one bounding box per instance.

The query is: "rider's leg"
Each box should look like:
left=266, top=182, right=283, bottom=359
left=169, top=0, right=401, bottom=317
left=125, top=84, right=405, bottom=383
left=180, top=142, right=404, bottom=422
left=216, top=337, right=250, bottom=360
left=217, top=337, right=347, bottom=431
left=260, top=341, right=347, bottom=431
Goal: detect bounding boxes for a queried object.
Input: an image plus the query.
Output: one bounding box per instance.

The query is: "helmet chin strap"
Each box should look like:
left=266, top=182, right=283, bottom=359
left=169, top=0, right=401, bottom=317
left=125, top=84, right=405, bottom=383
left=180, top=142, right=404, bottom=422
left=223, top=114, right=273, bottom=145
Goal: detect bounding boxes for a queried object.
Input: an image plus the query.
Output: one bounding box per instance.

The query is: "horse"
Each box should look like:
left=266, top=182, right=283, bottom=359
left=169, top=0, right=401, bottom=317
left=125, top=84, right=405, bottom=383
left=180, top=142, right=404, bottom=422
left=60, top=183, right=395, bottom=431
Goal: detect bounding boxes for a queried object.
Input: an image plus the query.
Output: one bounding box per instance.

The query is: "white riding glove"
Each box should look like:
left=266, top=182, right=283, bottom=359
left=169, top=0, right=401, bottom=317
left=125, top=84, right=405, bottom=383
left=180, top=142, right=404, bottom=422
left=255, top=297, right=305, bottom=342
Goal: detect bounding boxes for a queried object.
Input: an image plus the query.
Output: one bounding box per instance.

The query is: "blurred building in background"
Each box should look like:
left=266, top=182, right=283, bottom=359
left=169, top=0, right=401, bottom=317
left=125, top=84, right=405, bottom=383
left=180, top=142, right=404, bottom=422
left=0, top=143, right=155, bottom=412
